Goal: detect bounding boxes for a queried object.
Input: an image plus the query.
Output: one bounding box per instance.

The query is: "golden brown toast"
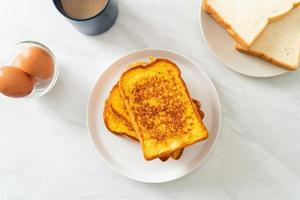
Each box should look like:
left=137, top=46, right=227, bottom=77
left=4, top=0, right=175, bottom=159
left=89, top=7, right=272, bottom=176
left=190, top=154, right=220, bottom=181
left=110, top=84, right=204, bottom=130
left=106, top=58, right=172, bottom=162
left=104, top=85, right=171, bottom=161
left=109, top=84, right=131, bottom=124
left=119, top=59, right=209, bottom=160
left=110, top=57, right=179, bottom=161
left=110, top=57, right=157, bottom=123
left=105, top=84, right=205, bottom=160
left=103, top=99, right=137, bottom=140
left=105, top=85, right=173, bottom=161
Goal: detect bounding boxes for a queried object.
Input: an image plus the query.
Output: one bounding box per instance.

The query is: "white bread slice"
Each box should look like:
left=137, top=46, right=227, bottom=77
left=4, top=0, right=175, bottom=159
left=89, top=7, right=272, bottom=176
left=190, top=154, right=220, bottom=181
left=236, top=6, right=300, bottom=71
left=203, top=0, right=300, bottom=48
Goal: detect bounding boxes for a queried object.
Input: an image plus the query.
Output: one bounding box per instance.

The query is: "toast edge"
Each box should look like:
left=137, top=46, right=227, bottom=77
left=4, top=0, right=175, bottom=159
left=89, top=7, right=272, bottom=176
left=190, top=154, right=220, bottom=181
left=110, top=84, right=132, bottom=123
left=103, top=99, right=139, bottom=141
left=235, top=44, right=298, bottom=71
left=202, top=0, right=250, bottom=48
left=171, top=149, right=184, bottom=160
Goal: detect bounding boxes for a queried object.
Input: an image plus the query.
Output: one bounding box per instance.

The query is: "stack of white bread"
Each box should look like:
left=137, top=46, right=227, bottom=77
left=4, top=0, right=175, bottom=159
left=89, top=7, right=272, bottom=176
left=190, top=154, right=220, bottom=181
left=203, top=0, right=300, bottom=71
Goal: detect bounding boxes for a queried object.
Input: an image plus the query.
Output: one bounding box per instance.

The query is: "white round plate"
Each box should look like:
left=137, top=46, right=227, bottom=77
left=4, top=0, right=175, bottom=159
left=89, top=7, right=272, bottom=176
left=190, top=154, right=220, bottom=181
left=87, top=49, right=221, bottom=183
left=199, top=5, right=287, bottom=77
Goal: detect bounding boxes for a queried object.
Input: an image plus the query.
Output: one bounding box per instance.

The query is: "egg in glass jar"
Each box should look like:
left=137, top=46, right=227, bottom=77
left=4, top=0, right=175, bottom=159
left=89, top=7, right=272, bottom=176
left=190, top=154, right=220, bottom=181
left=0, top=41, right=58, bottom=98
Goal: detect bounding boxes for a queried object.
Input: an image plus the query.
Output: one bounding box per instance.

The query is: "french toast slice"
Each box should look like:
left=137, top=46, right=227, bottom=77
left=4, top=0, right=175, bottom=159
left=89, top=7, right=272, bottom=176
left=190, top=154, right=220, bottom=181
left=106, top=57, right=172, bottom=162
left=119, top=59, right=208, bottom=160
left=106, top=84, right=205, bottom=160
left=103, top=100, right=137, bottom=140
left=109, top=84, right=130, bottom=124
left=105, top=85, right=178, bottom=161
left=104, top=99, right=170, bottom=161
left=110, top=57, right=157, bottom=123
left=110, top=57, right=181, bottom=161
left=110, top=84, right=204, bottom=126
left=105, top=85, right=171, bottom=161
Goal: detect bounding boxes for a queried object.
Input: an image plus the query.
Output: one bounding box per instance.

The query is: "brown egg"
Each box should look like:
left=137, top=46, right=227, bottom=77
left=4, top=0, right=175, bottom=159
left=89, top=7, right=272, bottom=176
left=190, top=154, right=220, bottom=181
left=0, top=67, right=34, bottom=98
left=13, top=46, right=54, bottom=80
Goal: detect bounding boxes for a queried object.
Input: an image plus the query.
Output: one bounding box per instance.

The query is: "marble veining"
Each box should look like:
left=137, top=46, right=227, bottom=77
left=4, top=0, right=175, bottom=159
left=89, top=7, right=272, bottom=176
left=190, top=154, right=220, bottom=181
left=0, top=0, right=300, bottom=199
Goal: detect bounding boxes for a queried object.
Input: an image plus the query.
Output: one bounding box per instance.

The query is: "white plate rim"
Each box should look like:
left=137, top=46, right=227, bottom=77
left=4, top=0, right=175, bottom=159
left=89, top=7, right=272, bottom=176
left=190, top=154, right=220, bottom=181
left=198, top=2, right=288, bottom=78
left=86, top=48, right=222, bottom=183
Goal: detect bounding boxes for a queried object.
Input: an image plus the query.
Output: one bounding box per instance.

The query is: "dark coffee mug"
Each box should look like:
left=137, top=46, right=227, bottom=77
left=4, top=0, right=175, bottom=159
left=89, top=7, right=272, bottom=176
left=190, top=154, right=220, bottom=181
left=53, top=0, right=118, bottom=35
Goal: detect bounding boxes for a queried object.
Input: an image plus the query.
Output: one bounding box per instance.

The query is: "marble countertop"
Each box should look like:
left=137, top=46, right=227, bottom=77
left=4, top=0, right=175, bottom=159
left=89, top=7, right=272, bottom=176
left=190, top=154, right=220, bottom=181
left=1, top=0, right=300, bottom=199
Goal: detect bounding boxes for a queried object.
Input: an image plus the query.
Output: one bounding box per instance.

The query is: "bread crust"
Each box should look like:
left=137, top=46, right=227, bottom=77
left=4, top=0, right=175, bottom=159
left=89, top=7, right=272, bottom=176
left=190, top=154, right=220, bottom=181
left=171, top=149, right=184, bottom=160
left=202, top=0, right=300, bottom=48
left=235, top=44, right=298, bottom=71
left=119, top=58, right=208, bottom=161
left=234, top=3, right=300, bottom=71
left=110, top=84, right=132, bottom=123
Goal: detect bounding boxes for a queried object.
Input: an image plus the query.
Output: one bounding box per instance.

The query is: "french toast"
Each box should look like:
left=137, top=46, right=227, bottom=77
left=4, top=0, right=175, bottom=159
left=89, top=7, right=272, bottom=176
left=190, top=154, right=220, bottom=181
left=105, top=85, right=173, bottom=161
left=104, top=97, right=171, bottom=161
left=105, top=84, right=205, bottom=160
left=110, top=84, right=204, bottom=127
left=109, top=84, right=130, bottom=124
left=119, top=59, right=208, bottom=160
left=103, top=99, right=137, bottom=140
left=110, top=57, right=179, bottom=161
left=104, top=99, right=170, bottom=161
left=110, top=56, right=157, bottom=123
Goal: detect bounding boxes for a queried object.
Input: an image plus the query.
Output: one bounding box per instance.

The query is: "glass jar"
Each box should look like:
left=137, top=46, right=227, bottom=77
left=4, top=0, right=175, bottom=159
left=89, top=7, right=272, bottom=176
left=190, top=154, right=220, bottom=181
left=2, top=41, right=59, bottom=98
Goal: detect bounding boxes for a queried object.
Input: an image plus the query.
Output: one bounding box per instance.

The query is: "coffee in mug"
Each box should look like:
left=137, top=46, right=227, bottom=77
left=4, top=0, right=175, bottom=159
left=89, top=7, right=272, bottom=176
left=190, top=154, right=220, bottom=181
left=61, top=0, right=108, bottom=19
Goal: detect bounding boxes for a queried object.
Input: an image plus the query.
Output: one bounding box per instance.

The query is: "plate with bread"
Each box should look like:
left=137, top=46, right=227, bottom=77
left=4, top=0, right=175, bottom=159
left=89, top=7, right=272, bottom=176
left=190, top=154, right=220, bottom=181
left=200, top=0, right=300, bottom=77
left=87, top=49, right=221, bottom=183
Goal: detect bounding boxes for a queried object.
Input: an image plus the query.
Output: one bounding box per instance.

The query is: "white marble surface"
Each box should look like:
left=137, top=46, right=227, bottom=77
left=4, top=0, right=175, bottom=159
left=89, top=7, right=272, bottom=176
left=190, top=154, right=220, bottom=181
left=1, top=0, right=300, bottom=199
